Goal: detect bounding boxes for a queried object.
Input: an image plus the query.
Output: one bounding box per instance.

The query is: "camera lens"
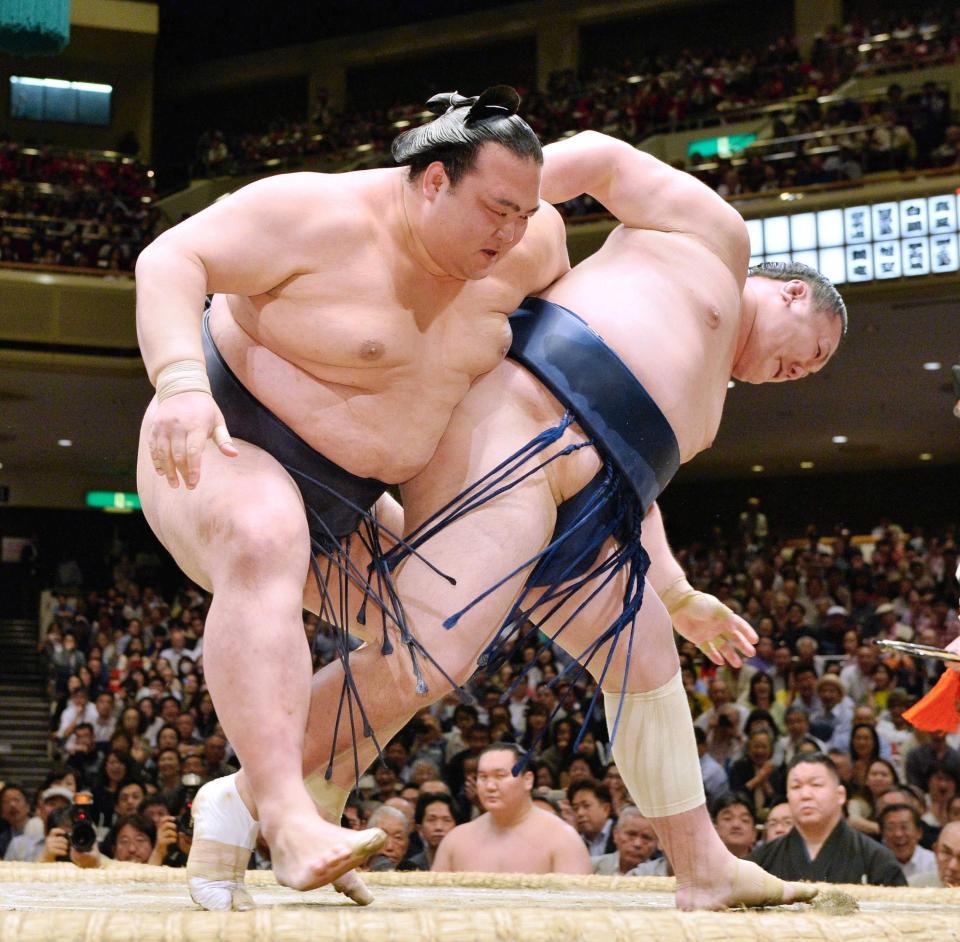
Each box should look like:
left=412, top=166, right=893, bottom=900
left=70, top=819, right=98, bottom=853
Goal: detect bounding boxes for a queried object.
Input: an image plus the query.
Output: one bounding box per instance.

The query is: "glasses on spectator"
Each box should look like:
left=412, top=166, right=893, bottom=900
left=116, top=834, right=152, bottom=849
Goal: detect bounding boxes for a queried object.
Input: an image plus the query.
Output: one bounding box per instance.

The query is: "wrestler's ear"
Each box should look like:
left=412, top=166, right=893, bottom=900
left=781, top=279, right=807, bottom=305
left=420, top=160, right=448, bottom=201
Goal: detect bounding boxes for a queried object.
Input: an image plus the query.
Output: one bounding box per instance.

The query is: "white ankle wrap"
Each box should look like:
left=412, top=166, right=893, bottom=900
left=605, top=671, right=705, bottom=818
left=186, top=773, right=259, bottom=911
left=190, top=773, right=259, bottom=850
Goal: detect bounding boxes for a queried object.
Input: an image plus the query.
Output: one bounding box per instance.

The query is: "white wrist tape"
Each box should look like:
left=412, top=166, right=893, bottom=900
left=659, top=577, right=697, bottom=616
left=156, top=359, right=212, bottom=403
left=606, top=671, right=705, bottom=818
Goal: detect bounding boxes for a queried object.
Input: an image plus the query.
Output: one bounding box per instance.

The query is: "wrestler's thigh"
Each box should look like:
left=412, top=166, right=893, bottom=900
left=136, top=398, right=310, bottom=591
left=300, top=492, right=404, bottom=645
left=542, top=538, right=679, bottom=690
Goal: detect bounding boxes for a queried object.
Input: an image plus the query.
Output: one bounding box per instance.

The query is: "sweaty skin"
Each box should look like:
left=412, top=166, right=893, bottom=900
left=134, top=142, right=569, bottom=896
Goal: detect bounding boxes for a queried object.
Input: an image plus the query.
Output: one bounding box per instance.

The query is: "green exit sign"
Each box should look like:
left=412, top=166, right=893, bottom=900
left=86, top=491, right=141, bottom=511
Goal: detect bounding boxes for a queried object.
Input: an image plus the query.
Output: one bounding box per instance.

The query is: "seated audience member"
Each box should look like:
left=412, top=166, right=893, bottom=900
left=808, top=674, right=854, bottom=750
left=775, top=706, right=825, bottom=766
left=602, top=763, right=629, bottom=816
left=875, top=786, right=939, bottom=851
left=407, top=793, right=457, bottom=871
left=0, top=784, right=42, bottom=859
left=905, top=731, right=960, bottom=791
left=4, top=787, right=72, bottom=862
left=711, top=792, right=758, bottom=859
left=848, top=723, right=882, bottom=789
left=750, top=754, right=906, bottom=885
left=848, top=757, right=900, bottom=836
left=568, top=779, right=616, bottom=856
left=909, top=821, right=960, bottom=887
left=592, top=805, right=659, bottom=875
left=342, top=797, right=366, bottom=830
left=694, top=679, right=749, bottom=735
left=694, top=726, right=729, bottom=805
left=879, top=803, right=937, bottom=880
left=876, top=689, right=919, bottom=779
left=923, top=764, right=959, bottom=829
left=64, top=724, right=102, bottom=785
left=763, top=802, right=794, bottom=844
left=43, top=811, right=175, bottom=867
left=364, top=805, right=411, bottom=871
left=728, top=730, right=780, bottom=814
left=433, top=743, right=590, bottom=874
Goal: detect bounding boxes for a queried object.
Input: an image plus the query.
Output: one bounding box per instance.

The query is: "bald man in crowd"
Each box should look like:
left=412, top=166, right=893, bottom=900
left=910, top=821, right=960, bottom=887
left=432, top=743, right=590, bottom=874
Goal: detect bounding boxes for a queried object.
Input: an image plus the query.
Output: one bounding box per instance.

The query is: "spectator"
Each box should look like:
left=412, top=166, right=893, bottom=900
left=91, top=691, right=118, bottom=745
left=4, top=786, right=72, bottom=861
left=364, top=805, right=412, bottom=872
left=695, top=725, right=729, bottom=804
left=406, top=793, right=457, bottom=870
left=0, top=784, right=42, bottom=859
left=433, top=743, right=590, bottom=874
left=750, top=754, right=906, bottom=885
left=909, top=821, right=960, bottom=887
left=906, top=731, right=960, bottom=792
left=711, top=792, right=758, bottom=859
left=55, top=685, right=98, bottom=751
left=763, top=801, right=794, bottom=843
left=568, top=779, right=616, bottom=856
left=879, top=803, right=937, bottom=880
left=808, top=674, right=854, bottom=750
left=592, top=806, right=659, bottom=875
left=728, top=729, right=779, bottom=814
left=65, top=723, right=103, bottom=786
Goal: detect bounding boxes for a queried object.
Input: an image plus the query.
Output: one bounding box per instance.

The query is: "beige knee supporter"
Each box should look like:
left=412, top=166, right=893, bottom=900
left=605, top=671, right=705, bottom=818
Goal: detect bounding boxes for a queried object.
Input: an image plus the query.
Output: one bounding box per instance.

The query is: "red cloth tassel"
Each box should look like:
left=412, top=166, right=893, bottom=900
left=903, top=670, right=960, bottom=733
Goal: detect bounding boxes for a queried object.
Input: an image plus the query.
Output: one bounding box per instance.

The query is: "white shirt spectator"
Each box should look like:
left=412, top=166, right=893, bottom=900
left=901, top=844, right=938, bottom=881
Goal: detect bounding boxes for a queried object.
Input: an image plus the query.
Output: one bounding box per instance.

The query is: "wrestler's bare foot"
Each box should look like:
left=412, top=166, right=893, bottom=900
left=259, top=802, right=386, bottom=893
left=237, top=770, right=376, bottom=905
left=676, top=855, right=818, bottom=911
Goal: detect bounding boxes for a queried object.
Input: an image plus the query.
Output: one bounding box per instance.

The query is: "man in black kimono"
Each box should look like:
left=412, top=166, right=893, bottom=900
left=750, top=754, right=906, bottom=886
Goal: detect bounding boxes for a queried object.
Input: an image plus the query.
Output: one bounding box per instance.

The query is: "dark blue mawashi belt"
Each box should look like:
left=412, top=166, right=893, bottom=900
left=507, top=297, right=680, bottom=510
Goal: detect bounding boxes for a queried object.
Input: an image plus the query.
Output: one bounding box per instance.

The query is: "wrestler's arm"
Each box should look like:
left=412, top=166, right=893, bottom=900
left=136, top=172, right=342, bottom=383
left=641, top=502, right=756, bottom=667
left=539, top=131, right=749, bottom=274
left=549, top=820, right=593, bottom=874
left=430, top=826, right=462, bottom=871
left=136, top=172, right=354, bottom=486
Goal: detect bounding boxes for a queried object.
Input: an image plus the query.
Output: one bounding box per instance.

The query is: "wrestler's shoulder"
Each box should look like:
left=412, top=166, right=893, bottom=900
left=500, top=202, right=570, bottom=285
left=230, top=170, right=388, bottom=225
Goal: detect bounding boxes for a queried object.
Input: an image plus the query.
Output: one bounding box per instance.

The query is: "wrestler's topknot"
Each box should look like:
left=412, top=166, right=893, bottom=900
left=392, top=85, right=542, bottom=185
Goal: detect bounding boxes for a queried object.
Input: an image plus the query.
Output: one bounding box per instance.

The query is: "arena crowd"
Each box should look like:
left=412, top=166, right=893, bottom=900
left=1, top=514, right=957, bottom=888
left=2, top=11, right=958, bottom=275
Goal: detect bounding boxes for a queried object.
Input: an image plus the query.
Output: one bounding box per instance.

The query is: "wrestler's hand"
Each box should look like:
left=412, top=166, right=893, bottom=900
left=148, top=391, right=238, bottom=489
left=666, top=587, right=757, bottom=669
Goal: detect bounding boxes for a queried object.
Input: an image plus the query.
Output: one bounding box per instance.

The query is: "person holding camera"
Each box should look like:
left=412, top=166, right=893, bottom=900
left=5, top=786, right=73, bottom=862
left=43, top=800, right=178, bottom=868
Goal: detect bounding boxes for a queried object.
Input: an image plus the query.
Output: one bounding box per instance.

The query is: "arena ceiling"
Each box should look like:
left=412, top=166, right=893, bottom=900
left=0, top=277, right=957, bottom=508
